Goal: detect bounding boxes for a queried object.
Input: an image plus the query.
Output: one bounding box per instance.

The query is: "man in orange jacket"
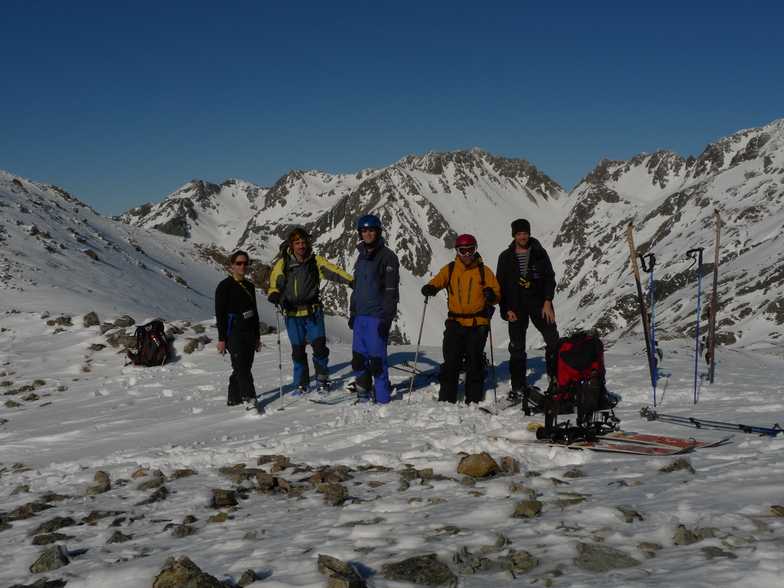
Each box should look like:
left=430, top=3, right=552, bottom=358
left=422, top=234, right=501, bottom=404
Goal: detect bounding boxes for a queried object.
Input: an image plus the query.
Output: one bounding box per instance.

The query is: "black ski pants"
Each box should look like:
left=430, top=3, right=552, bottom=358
left=226, top=319, right=258, bottom=404
left=507, top=304, right=559, bottom=391
left=438, top=320, right=488, bottom=405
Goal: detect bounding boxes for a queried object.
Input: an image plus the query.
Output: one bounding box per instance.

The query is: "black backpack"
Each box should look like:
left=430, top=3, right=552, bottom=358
left=127, top=320, right=170, bottom=366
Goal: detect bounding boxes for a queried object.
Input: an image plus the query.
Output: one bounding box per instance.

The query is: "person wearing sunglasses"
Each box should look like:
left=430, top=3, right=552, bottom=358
left=215, top=250, right=262, bottom=406
left=495, top=218, right=559, bottom=399
left=421, top=234, right=501, bottom=405
left=267, top=226, right=354, bottom=394
left=349, top=214, right=400, bottom=403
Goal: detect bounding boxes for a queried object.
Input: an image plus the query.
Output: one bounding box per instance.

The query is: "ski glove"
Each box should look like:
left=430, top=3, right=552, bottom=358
left=483, top=287, right=497, bottom=304
left=348, top=316, right=355, bottom=330
left=268, top=291, right=281, bottom=306
left=378, top=321, right=391, bottom=338
left=421, top=284, right=438, bottom=298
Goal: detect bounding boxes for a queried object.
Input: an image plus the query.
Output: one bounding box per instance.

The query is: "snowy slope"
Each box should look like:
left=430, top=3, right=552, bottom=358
left=1, top=310, right=784, bottom=588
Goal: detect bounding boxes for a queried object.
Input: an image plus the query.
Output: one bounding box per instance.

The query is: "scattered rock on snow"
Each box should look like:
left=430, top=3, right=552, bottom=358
left=210, top=488, right=237, bottom=508
left=152, top=555, right=225, bottom=588
left=137, top=477, right=164, bottom=491
left=29, top=544, right=70, bottom=574
left=135, top=486, right=169, bottom=505
left=512, top=499, right=542, bottom=518
left=113, top=315, right=136, bottom=328
left=237, top=568, right=262, bottom=587
left=617, top=506, right=644, bottom=523
left=672, top=525, right=701, bottom=545
left=499, top=456, right=519, bottom=475
left=457, top=452, right=499, bottom=477
left=32, top=533, right=68, bottom=545
left=317, top=483, right=350, bottom=506
left=107, top=530, right=131, bottom=544
left=381, top=553, right=457, bottom=587
left=317, top=553, right=367, bottom=587
left=32, top=517, right=75, bottom=535
left=573, top=542, right=640, bottom=573
left=701, top=546, right=738, bottom=559
left=659, top=457, right=695, bottom=474
left=497, top=549, right=539, bottom=575
left=83, top=311, right=99, bottom=327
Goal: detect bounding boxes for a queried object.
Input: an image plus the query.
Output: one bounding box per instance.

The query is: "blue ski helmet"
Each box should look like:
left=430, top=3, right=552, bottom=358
left=357, top=214, right=382, bottom=232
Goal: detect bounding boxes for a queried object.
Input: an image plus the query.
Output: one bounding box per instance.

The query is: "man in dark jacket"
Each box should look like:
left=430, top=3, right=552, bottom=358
left=496, top=219, right=559, bottom=395
left=215, top=250, right=262, bottom=406
left=349, top=214, right=400, bottom=404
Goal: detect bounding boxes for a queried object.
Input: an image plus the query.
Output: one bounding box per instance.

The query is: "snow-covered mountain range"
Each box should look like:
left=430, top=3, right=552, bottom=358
left=2, top=120, right=783, bottom=352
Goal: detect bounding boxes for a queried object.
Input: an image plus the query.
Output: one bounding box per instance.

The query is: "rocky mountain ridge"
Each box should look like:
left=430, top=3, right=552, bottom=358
left=3, top=120, right=783, bottom=351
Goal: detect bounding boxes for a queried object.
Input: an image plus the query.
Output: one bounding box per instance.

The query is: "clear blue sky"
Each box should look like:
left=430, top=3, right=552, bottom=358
left=2, top=0, right=782, bottom=215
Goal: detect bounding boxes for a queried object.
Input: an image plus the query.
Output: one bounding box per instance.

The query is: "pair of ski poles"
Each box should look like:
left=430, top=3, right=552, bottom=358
left=407, top=296, right=498, bottom=404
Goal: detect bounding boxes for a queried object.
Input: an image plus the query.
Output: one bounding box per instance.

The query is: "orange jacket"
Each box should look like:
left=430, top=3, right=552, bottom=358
left=427, top=255, right=501, bottom=327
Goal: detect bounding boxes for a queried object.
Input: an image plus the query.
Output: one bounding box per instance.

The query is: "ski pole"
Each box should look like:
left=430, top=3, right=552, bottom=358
left=276, top=306, right=284, bottom=402
left=708, top=210, right=723, bottom=384
left=487, top=305, right=497, bottom=403
left=686, top=247, right=704, bottom=404
left=640, top=406, right=782, bottom=437
left=407, top=296, right=429, bottom=405
left=640, top=253, right=657, bottom=406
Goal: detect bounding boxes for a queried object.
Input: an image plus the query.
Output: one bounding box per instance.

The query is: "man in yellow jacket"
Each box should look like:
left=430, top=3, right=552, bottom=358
left=421, top=234, right=502, bottom=404
left=268, top=227, right=354, bottom=393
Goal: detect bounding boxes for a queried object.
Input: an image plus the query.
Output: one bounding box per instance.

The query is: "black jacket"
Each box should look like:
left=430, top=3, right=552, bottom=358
left=496, top=237, right=556, bottom=318
left=215, top=276, right=260, bottom=341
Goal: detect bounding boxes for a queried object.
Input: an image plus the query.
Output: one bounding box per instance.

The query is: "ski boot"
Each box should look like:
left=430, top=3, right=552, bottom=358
left=317, top=375, right=331, bottom=396
left=354, top=383, right=374, bottom=404
left=292, top=385, right=309, bottom=397
left=506, top=389, right=522, bottom=403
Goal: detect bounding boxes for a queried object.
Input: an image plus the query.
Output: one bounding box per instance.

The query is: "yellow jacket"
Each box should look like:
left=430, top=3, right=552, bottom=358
left=268, top=251, right=353, bottom=317
left=427, top=255, right=501, bottom=327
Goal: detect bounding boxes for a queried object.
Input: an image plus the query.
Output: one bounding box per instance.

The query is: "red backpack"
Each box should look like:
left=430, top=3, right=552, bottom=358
left=542, top=332, right=617, bottom=437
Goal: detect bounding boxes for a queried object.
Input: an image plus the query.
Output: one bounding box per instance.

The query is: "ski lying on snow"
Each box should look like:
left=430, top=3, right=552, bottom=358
left=598, top=431, right=734, bottom=450
left=310, top=392, right=356, bottom=405
left=479, top=396, right=522, bottom=415
left=275, top=386, right=320, bottom=411
left=491, top=436, right=688, bottom=456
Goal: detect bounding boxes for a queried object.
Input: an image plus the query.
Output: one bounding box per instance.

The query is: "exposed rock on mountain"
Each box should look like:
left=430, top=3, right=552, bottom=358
left=3, top=120, right=783, bottom=352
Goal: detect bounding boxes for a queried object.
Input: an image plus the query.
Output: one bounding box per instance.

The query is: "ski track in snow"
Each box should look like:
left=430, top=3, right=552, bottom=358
left=1, top=315, right=784, bottom=587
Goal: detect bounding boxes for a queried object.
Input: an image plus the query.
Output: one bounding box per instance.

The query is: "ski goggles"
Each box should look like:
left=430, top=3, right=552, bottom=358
left=456, top=245, right=476, bottom=256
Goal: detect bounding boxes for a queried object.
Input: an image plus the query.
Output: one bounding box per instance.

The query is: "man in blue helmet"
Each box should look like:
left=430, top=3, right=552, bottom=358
left=349, top=214, right=400, bottom=403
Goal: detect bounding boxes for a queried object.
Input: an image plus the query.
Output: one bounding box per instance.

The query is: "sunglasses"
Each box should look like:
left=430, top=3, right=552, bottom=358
left=234, top=260, right=251, bottom=266
left=359, top=227, right=378, bottom=233
left=456, top=246, right=476, bottom=255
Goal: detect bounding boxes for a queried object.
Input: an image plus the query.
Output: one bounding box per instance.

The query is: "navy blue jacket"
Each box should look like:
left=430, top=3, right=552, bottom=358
left=350, top=238, right=400, bottom=326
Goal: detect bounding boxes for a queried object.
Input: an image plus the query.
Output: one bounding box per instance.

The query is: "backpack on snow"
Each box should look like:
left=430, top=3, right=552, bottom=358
left=126, top=320, right=170, bottom=366
left=534, top=332, right=618, bottom=442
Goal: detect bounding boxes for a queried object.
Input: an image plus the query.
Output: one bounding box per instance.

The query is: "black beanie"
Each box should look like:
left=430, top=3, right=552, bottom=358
left=511, top=218, right=531, bottom=236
